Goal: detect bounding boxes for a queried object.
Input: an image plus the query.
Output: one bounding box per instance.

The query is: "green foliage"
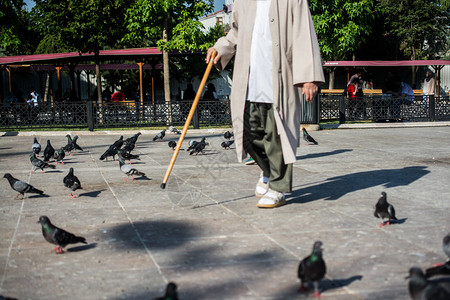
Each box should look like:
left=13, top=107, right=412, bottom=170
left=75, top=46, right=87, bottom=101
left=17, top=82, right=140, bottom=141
left=123, top=0, right=215, bottom=53
left=0, top=0, right=40, bottom=55
left=309, top=0, right=378, bottom=61
left=33, top=0, right=132, bottom=55
left=377, top=0, right=449, bottom=60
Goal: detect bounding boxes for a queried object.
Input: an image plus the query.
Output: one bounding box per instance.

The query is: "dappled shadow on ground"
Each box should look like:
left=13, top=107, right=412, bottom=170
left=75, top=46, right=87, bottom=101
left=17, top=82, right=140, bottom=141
left=289, top=166, right=429, bottom=204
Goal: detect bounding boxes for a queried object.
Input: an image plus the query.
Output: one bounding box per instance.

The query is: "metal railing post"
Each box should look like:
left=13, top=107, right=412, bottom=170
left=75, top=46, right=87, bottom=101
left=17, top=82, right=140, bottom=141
left=87, top=101, right=94, bottom=131
left=339, top=96, right=346, bottom=124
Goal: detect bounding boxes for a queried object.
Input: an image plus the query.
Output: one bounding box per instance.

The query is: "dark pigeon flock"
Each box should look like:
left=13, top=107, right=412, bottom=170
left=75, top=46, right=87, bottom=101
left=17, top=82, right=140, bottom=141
left=2, top=130, right=449, bottom=299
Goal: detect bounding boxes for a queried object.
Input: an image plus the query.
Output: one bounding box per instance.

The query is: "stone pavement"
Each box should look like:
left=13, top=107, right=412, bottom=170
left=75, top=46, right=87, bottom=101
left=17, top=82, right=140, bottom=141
left=0, top=125, right=449, bottom=300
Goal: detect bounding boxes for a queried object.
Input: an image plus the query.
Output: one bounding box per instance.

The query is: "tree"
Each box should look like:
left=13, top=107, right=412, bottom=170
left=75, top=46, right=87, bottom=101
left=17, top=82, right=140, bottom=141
left=309, top=0, right=378, bottom=88
left=123, top=0, right=214, bottom=107
left=0, top=0, right=40, bottom=55
left=377, top=0, right=449, bottom=84
left=33, top=0, right=132, bottom=102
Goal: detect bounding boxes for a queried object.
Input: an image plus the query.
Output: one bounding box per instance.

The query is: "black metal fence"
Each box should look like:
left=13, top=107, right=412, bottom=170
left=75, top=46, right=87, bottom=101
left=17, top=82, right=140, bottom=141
left=320, top=94, right=450, bottom=123
left=1, top=94, right=448, bottom=130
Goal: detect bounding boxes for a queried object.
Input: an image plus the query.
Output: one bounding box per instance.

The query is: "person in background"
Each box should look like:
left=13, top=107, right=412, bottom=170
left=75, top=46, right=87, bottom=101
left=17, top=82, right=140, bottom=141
left=422, top=70, right=435, bottom=111
left=110, top=90, right=126, bottom=102
left=202, top=83, right=218, bottom=100
left=30, top=88, right=39, bottom=107
left=206, top=0, right=325, bottom=208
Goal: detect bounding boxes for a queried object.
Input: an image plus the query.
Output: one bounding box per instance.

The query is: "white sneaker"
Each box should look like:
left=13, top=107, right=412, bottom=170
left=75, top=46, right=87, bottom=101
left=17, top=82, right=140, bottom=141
left=255, top=178, right=269, bottom=198
left=257, top=189, right=286, bottom=208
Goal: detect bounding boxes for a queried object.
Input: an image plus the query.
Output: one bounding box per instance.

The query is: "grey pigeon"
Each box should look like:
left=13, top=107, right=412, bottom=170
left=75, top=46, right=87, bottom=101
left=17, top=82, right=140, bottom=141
left=32, top=137, right=41, bottom=155
left=3, top=173, right=44, bottom=200
left=224, top=130, right=233, bottom=140
left=30, top=153, right=56, bottom=173
left=119, top=158, right=145, bottom=181
left=54, top=147, right=66, bottom=164
left=155, top=282, right=178, bottom=300
left=43, top=139, right=55, bottom=162
left=37, top=216, right=87, bottom=254
left=63, top=134, right=74, bottom=155
left=153, top=130, right=165, bottom=142
left=302, top=128, right=318, bottom=145
left=168, top=126, right=181, bottom=134
left=168, top=140, right=177, bottom=150
left=374, top=191, right=398, bottom=227
left=407, top=267, right=450, bottom=300
left=71, top=135, right=83, bottom=153
left=186, top=139, right=199, bottom=151
left=221, top=140, right=234, bottom=149
left=63, top=168, right=82, bottom=198
left=298, top=241, right=326, bottom=298
left=425, top=232, right=450, bottom=278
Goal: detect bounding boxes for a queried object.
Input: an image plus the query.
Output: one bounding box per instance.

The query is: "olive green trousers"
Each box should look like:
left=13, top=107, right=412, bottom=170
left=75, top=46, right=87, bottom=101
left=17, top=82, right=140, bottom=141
left=243, top=102, right=293, bottom=192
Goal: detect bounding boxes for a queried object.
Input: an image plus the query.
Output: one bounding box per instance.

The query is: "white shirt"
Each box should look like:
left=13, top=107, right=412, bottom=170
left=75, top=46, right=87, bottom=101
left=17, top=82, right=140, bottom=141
left=246, top=0, right=273, bottom=103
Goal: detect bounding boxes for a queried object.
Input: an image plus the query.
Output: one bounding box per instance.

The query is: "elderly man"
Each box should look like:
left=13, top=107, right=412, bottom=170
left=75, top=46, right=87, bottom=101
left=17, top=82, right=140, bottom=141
left=206, top=0, right=325, bottom=208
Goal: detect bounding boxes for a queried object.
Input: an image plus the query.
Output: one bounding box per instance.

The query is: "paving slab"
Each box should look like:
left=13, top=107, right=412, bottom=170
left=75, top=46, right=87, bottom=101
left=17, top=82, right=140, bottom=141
left=0, top=125, right=449, bottom=299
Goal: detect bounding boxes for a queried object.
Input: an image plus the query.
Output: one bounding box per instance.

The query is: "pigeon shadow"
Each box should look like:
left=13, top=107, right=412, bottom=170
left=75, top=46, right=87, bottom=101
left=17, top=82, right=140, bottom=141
left=28, top=194, right=51, bottom=199
left=288, top=166, right=430, bottom=204
left=321, top=275, right=363, bottom=292
left=59, top=161, right=80, bottom=165
left=391, top=218, right=408, bottom=225
left=78, top=189, right=105, bottom=197
left=40, top=170, right=63, bottom=174
left=67, top=242, right=98, bottom=252
left=296, top=149, right=353, bottom=160
left=132, top=176, right=151, bottom=181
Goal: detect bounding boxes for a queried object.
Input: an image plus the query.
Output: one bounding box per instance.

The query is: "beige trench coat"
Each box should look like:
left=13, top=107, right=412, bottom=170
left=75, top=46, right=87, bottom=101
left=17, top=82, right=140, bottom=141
left=213, top=0, right=325, bottom=164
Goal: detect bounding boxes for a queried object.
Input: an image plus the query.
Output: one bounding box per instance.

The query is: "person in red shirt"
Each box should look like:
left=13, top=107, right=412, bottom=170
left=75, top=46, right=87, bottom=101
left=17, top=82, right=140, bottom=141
left=110, top=91, right=126, bottom=102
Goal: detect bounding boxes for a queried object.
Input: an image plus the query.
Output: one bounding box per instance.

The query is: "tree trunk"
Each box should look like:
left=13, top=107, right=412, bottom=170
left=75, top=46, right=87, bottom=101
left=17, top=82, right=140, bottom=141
left=411, top=46, right=417, bottom=88
left=163, top=15, right=172, bottom=124
left=44, top=72, right=50, bottom=105
left=328, top=68, right=335, bottom=89
left=96, top=62, right=102, bottom=103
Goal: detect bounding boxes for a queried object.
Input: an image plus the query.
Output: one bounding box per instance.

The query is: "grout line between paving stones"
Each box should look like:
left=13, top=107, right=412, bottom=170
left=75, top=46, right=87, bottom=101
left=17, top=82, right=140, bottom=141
left=88, top=149, right=169, bottom=285
left=0, top=174, right=27, bottom=291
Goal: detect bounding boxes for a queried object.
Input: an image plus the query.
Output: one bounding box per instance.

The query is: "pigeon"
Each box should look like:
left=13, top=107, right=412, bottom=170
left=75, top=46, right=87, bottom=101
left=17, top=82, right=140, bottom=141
left=32, top=137, right=41, bottom=155
left=298, top=241, right=326, bottom=298
left=112, top=135, right=124, bottom=149
left=63, top=168, right=82, bottom=198
left=3, top=173, right=44, bottom=200
left=37, top=216, right=87, bottom=254
left=302, top=128, right=318, bottom=145
left=425, top=232, right=450, bottom=278
left=100, top=145, right=118, bottom=161
left=63, top=134, right=74, bottom=155
left=189, top=137, right=207, bottom=155
left=119, top=158, right=145, bottom=181
left=117, top=150, right=140, bottom=163
left=0, top=295, right=18, bottom=300
left=186, top=140, right=199, bottom=151
left=155, top=282, right=178, bottom=300
left=168, top=140, right=177, bottom=150
left=224, top=130, right=234, bottom=140
left=122, top=133, right=141, bottom=152
left=30, top=153, right=56, bottom=173
left=407, top=267, right=450, bottom=300
left=43, top=139, right=55, bottom=162
left=221, top=140, right=234, bottom=149
left=71, top=135, right=83, bottom=153
left=54, top=147, right=66, bottom=164
left=374, top=191, right=398, bottom=227
left=444, top=232, right=450, bottom=259
left=168, top=126, right=181, bottom=134
left=153, top=130, right=165, bottom=142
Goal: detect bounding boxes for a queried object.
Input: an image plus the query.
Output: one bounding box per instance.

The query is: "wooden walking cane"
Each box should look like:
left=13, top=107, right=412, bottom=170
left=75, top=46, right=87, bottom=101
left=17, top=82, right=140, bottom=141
left=160, top=50, right=217, bottom=189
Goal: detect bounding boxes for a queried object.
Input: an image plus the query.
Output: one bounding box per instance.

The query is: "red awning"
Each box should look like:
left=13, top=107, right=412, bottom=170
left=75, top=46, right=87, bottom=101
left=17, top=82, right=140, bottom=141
left=0, top=47, right=163, bottom=65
